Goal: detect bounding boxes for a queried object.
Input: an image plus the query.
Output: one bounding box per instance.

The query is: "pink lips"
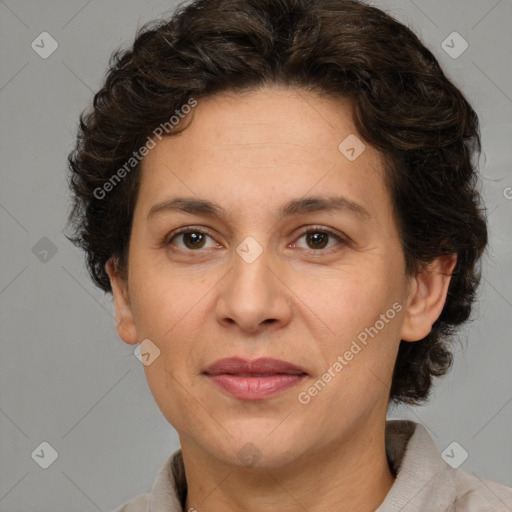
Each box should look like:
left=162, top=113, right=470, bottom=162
left=203, top=357, right=307, bottom=400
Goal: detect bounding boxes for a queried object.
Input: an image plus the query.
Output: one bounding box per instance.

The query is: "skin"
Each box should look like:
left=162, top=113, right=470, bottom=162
left=106, top=85, right=457, bottom=512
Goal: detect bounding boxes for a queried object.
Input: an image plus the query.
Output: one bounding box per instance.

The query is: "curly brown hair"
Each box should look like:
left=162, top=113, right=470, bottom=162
left=66, top=0, right=488, bottom=406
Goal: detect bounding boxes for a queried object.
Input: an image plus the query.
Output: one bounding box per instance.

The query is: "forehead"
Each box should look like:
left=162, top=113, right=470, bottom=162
left=135, top=86, right=392, bottom=228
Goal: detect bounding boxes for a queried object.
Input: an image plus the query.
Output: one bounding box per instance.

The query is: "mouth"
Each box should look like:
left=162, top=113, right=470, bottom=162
left=203, top=357, right=308, bottom=400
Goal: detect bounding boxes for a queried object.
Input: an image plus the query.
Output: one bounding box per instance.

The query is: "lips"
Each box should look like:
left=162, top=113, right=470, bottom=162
left=203, top=357, right=307, bottom=400
left=204, top=357, right=306, bottom=376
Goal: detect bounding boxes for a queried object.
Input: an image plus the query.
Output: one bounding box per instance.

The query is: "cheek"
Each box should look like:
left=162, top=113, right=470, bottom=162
left=127, top=251, right=204, bottom=336
left=294, top=268, right=390, bottom=338
left=142, top=357, right=203, bottom=435
left=128, top=263, right=212, bottom=390
left=295, top=267, right=404, bottom=376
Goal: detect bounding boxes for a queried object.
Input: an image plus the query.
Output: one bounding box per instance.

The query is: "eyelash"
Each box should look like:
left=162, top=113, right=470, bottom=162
left=163, top=225, right=348, bottom=255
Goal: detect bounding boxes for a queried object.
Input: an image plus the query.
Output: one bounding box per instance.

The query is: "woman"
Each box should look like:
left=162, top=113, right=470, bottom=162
left=66, top=0, right=512, bottom=510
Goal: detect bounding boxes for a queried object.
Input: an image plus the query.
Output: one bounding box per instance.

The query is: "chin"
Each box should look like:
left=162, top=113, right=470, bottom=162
left=222, top=443, right=303, bottom=470
left=199, top=421, right=309, bottom=469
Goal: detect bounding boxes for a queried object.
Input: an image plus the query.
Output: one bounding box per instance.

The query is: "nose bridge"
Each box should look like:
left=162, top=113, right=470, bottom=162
left=216, top=234, right=291, bottom=331
left=231, top=234, right=275, bottom=301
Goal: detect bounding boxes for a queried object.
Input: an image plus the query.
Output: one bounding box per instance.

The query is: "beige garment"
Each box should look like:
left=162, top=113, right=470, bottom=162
left=112, top=420, right=512, bottom=512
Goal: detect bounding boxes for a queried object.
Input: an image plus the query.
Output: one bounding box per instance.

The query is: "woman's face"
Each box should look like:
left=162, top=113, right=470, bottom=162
left=108, top=86, right=423, bottom=468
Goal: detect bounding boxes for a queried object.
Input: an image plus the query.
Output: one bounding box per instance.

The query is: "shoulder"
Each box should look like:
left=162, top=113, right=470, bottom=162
left=109, top=449, right=184, bottom=512
left=110, top=492, right=151, bottom=512
left=382, top=420, right=512, bottom=511
left=452, top=468, right=512, bottom=511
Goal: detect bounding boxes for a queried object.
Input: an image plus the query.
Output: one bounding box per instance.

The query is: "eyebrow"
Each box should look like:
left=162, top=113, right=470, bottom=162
left=147, top=195, right=371, bottom=222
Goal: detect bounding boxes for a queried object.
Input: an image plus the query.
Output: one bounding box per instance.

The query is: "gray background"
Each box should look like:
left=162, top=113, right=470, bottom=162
left=0, top=0, right=511, bottom=510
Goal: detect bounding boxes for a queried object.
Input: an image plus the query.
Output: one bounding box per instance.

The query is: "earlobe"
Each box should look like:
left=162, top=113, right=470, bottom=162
left=400, top=254, right=457, bottom=342
left=105, top=257, right=139, bottom=345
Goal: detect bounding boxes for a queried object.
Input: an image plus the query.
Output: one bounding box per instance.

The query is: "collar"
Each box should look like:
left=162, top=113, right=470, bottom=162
left=376, top=420, right=456, bottom=511
left=148, top=420, right=458, bottom=512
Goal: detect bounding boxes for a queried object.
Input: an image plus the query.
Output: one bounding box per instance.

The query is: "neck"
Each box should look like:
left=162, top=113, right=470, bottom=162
left=182, top=419, right=395, bottom=512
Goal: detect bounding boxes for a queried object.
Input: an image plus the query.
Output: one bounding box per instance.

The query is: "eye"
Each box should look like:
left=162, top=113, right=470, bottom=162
left=291, top=227, right=346, bottom=254
left=165, top=227, right=219, bottom=251
left=163, top=225, right=347, bottom=254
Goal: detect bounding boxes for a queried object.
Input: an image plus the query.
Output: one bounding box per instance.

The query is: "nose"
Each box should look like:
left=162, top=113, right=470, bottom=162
left=215, top=241, right=293, bottom=334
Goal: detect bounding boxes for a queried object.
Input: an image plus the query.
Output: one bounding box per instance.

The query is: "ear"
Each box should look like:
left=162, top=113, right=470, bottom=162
left=105, top=257, right=139, bottom=345
left=400, top=254, right=457, bottom=342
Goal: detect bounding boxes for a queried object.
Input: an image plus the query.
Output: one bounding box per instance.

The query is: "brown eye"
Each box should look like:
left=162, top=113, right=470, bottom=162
left=166, top=228, right=218, bottom=251
left=305, top=231, right=330, bottom=250
left=292, top=227, right=347, bottom=254
left=181, top=231, right=206, bottom=249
